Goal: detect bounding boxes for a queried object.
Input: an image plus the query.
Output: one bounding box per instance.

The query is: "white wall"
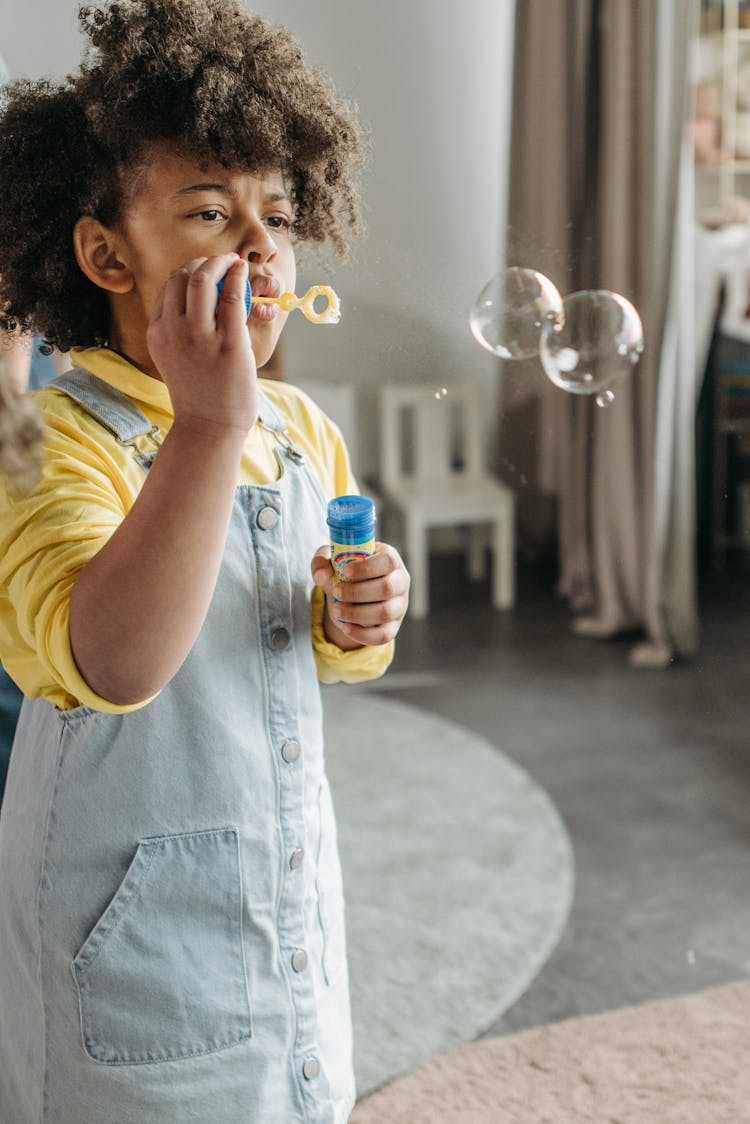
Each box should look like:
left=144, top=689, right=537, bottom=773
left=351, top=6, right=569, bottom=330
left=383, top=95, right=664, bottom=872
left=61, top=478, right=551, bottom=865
left=0, top=0, right=515, bottom=477
left=0, top=0, right=84, bottom=79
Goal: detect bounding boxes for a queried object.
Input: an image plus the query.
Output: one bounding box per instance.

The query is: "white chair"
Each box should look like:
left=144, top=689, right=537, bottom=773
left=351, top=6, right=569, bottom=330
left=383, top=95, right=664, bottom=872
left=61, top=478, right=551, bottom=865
left=378, top=382, right=515, bottom=619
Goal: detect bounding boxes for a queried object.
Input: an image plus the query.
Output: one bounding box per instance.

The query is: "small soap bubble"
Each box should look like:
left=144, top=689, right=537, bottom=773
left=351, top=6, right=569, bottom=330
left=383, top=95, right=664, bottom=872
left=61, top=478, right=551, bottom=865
left=470, top=267, right=564, bottom=359
left=556, top=348, right=580, bottom=373
left=434, top=386, right=448, bottom=400
left=539, top=289, right=643, bottom=397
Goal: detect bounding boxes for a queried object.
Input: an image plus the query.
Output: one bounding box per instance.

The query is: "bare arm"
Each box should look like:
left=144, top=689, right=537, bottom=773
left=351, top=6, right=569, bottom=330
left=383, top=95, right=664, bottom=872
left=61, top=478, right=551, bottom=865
left=69, top=254, right=255, bottom=705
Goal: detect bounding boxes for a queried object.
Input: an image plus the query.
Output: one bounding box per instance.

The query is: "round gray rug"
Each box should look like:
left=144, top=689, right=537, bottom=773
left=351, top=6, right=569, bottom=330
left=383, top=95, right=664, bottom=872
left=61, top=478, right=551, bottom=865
left=322, top=689, right=575, bottom=1095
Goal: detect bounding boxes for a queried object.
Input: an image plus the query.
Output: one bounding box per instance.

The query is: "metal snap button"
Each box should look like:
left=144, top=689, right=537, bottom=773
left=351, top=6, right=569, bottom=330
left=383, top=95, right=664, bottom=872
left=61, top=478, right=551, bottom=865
left=291, top=949, right=308, bottom=973
left=281, top=739, right=301, bottom=763
left=302, top=1057, right=320, bottom=1080
left=271, top=628, right=290, bottom=651
left=257, top=506, right=279, bottom=530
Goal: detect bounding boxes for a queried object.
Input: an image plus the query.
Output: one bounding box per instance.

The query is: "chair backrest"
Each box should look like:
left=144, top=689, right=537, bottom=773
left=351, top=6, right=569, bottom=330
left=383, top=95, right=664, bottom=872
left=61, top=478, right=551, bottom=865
left=379, top=382, right=485, bottom=492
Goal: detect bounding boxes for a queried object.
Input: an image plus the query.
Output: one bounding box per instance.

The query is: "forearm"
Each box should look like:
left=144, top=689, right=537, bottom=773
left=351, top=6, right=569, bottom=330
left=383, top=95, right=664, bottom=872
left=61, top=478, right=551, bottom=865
left=69, top=419, right=246, bottom=705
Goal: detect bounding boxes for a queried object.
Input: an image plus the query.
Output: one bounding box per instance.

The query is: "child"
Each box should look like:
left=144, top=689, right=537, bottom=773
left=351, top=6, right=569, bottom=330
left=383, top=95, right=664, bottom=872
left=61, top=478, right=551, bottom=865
left=0, top=3, right=409, bottom=1122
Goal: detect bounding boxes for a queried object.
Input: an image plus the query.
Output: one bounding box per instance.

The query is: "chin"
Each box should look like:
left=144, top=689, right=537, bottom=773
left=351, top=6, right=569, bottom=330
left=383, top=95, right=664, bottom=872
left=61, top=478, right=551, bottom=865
left=254, top=340, right=281, bottom=373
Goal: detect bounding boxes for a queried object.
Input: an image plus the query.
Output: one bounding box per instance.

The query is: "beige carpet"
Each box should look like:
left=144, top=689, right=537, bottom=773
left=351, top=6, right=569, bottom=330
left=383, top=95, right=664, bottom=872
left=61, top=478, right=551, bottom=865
left=350, top=979, right=750, bottom=1123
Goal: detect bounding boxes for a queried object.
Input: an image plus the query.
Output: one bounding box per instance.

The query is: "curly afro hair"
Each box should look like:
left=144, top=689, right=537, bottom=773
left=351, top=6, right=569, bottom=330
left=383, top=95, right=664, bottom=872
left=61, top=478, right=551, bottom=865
left=0, top=0, right=369, bottom=351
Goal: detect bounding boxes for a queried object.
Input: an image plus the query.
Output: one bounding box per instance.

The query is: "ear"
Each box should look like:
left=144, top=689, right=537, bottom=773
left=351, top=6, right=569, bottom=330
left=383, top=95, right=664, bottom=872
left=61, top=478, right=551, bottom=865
left=72, top=216, right=134, bottom=294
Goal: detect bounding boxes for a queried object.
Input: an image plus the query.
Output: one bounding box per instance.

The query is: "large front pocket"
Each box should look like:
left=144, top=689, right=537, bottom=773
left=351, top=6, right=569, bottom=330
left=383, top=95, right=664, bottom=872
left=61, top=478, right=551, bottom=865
left=71, top=826, right=252, bottom=1065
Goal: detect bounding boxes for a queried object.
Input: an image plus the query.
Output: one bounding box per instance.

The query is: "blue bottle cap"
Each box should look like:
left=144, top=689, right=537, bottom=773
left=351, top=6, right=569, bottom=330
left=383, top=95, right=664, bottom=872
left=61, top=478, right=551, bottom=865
left=216, top=275, right=253, bottom=319
left=327, top=495, right=376, bottom=547
left=327, top=495, right=376, bottom=532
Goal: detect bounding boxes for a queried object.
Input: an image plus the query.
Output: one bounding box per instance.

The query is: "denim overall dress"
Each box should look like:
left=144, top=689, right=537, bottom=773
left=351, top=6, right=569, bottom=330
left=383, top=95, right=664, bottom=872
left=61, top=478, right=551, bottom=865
left=0, top=371, right=355, bottom=1123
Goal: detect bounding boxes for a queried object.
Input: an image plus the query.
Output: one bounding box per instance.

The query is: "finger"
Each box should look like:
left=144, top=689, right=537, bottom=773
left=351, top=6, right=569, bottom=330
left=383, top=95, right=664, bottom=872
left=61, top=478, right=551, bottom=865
left=184, top=253, right=241, bottom=324
left=336, top=542, right=404, bottom=583
left=328, top=616, right=404, bottom=648
left=311, top=546, right=334, bottom=589
left=158, top=266, right=193, bottom=321
left=182, top=256, right=213, bottom=273
left=215, top=257, right=250, bottom=334
left=331, top=595, right=407, bottom=630
left=150, top=272, right=169, bottom=325
left=332, top=564, right=410, bottom=605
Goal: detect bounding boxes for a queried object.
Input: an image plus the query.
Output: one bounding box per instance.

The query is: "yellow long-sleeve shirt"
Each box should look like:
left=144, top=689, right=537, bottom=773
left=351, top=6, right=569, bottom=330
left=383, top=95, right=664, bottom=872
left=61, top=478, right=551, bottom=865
left=0, top=347, right=393, bottom=713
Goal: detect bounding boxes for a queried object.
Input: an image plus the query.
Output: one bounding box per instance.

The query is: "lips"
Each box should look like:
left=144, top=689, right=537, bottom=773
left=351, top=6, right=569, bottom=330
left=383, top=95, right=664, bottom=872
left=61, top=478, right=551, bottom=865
left=250, top=275, right=281, bottom=300
left=249, top=275, right=281, bottom=322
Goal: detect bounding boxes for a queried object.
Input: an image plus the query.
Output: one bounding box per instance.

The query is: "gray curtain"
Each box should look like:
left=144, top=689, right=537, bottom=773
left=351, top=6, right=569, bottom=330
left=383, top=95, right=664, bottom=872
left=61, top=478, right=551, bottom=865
left=500, top=0, right=699, bottom=662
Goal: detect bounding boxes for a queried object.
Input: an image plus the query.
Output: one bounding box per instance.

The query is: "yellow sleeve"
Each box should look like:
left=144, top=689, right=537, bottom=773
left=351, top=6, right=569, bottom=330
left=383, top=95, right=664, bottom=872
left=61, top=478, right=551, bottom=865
left=0, top=399, right=156, bottom=713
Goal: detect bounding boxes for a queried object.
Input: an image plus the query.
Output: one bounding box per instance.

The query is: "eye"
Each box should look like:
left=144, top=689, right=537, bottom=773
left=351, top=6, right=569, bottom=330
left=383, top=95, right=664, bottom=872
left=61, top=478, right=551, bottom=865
left=265, top=215, right=292, bottom=231
left=193, top=209, right=225, bottom=223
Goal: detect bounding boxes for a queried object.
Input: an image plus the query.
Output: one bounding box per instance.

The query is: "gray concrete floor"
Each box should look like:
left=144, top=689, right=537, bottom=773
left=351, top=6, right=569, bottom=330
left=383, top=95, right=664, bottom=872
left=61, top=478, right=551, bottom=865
left=371, top=551, right=750, bottom=1037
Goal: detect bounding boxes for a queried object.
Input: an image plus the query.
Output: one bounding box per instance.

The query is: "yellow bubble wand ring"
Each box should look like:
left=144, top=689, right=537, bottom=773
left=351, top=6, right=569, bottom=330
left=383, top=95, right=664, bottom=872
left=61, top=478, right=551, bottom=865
left=253, top=284, right=341, bottom=325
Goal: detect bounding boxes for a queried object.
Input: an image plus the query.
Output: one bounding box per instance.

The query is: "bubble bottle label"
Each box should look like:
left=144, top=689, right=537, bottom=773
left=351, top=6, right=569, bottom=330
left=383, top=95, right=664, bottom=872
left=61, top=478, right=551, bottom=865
left=326, top=495, right=376, bottom=582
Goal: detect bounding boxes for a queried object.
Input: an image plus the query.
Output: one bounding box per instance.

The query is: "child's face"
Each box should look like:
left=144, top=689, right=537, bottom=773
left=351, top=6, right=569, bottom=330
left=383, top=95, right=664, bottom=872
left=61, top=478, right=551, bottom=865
left=113, top=144, right=296, bottom=370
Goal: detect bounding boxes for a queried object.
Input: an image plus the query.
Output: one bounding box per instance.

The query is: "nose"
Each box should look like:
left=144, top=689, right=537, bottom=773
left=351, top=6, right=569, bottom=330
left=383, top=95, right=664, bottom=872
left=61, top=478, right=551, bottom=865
left=239, top=221, right=277, bottom=265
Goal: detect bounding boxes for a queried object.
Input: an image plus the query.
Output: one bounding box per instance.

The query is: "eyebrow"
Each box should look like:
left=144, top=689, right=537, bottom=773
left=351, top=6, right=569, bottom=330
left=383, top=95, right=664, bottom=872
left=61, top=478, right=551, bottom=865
left=174, top=182, right=290, bottom=204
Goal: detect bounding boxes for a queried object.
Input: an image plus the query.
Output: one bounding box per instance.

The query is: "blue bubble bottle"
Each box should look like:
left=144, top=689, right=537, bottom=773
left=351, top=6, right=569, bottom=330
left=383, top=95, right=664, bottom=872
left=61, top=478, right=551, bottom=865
left=327, top=495, right=376, bottom=581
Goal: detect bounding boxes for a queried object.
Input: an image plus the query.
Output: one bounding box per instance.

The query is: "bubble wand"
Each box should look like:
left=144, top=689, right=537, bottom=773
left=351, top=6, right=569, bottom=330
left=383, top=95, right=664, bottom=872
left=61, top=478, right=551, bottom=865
left=217, top=278, right=340, bottom=324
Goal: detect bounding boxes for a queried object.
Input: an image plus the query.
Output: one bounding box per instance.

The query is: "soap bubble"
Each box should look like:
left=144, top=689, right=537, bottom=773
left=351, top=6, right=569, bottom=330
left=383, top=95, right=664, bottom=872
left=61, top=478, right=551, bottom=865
left=595, top=389, right=616, bottom=409
left=434, top=386, right=448, bottom=400
left=539, top=290, right=643, bottom=397
left=470, top=267, right=564, bottom=359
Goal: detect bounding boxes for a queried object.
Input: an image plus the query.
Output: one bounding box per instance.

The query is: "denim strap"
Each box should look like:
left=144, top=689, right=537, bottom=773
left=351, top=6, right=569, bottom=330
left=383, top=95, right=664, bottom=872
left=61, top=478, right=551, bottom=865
left=50, top=368, right=305, bottom=471
left=50, top=369, right=161, bottom=472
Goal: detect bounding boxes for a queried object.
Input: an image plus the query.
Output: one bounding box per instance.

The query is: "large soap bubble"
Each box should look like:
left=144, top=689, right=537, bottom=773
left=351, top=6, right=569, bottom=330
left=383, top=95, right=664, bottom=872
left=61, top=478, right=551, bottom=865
left=470, top=267, right=564, bottom=359
left=539, top=290, right=644, bottom=405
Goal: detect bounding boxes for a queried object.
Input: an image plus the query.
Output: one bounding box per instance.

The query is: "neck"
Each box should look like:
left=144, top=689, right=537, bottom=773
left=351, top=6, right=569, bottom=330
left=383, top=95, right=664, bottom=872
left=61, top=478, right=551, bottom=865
left=108, top=304, right=162, bottom=381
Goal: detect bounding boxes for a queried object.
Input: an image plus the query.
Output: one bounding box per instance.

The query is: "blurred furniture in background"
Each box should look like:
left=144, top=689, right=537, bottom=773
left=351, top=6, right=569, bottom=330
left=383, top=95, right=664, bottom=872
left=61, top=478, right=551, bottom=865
left=693, top=4, right=750, bottom=568
left=378, top=382, right=515, bottom=619
left=692, top=215, right=750, bottom=568
left=709, top=331, right=750, bottom=566
left=694, top=0, right=750, bottom=221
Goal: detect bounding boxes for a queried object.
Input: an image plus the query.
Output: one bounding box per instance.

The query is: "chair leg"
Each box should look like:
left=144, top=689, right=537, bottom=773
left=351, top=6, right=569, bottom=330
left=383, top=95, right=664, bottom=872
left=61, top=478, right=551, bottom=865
left=491, top=505, right=515, bottom=610
left=712, top=427, right=728, bottom=571
left=467, top=525, right=487, bottom=581
left=405, top=519, right=429, bottom=619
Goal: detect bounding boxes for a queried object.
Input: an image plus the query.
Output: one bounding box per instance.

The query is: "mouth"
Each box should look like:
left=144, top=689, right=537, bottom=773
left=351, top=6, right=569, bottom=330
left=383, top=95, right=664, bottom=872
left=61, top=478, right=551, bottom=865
left=249, top=275, right=282, bottom=323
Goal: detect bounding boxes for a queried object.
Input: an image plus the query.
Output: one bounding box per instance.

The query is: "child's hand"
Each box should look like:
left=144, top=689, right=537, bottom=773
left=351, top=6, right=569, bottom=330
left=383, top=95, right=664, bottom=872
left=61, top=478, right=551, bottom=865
left=146, top=253, right=257, bottom=435
left=311, top=543, right=410, bottom=650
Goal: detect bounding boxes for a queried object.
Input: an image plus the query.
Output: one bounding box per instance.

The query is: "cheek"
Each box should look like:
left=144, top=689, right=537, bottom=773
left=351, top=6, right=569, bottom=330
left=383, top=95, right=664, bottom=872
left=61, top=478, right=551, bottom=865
left=278, top=242, right=296, bottom=294
left=124, top=245, right=175, bottom=311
